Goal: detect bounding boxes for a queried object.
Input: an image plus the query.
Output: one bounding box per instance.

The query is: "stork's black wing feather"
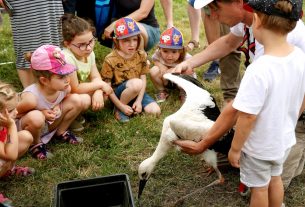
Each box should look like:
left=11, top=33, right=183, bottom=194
left=209, top=129, right=235, bottom=155
left=201, top=96, right=220, bottom=121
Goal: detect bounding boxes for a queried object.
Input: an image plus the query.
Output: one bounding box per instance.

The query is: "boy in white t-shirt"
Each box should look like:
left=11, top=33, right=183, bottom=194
left=228, top=0, right=305, bottom=206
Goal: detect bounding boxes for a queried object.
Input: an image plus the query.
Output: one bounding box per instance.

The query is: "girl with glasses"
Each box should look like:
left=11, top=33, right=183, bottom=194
left=61, top=14, right=113, bottom=131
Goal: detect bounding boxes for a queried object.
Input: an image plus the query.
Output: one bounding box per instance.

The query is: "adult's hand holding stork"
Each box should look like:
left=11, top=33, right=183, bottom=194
left=174, top=100, right=239, bottom=155
left=173, top=59, right=194, bottom=74
left=173, top=139, right=209, bottom=155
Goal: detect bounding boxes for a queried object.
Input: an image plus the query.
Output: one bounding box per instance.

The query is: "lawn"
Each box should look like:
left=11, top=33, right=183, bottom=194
left=1, top=1, right=305, bottom=207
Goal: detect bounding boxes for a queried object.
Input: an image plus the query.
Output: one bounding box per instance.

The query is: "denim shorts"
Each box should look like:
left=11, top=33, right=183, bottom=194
left=240, top=149, right=291, bottom=188
left=141, top=23, right=160, bottom=52
left=114, top=81, right=156, bottom=109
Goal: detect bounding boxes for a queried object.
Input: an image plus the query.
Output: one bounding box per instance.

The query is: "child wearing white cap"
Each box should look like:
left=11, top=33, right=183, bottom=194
left=101, top=17, right=161, bottom=123
left=16, top=45, right=85, bottom=160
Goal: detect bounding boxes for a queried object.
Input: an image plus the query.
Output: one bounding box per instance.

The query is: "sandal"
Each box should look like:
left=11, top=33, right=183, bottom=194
left=186, top=40, right=200, bottom=51
left=3, top=166, right=35, bottom=177
left=29, top=143, right=53, bottom=160
left=55, top=131, right=83, bottom=144
left=155, top=90, right=169, bottom=103
left=114, top=109, right=130, bottom=123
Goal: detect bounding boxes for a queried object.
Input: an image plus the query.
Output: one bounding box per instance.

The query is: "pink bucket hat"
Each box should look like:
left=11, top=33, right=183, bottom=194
left=114, top=17, right=141, bottom=40
left=31, top=45, right=76, bottom=75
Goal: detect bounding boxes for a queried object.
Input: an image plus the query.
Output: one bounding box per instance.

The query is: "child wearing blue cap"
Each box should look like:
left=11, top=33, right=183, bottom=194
left=101, top=17, right=161, bottom=123
left=150, top=27, right=196, bottom=103
left=228, top=0, right=305, bottom=206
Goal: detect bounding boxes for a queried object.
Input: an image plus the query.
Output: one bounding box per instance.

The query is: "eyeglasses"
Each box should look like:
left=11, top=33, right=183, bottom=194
left=71, top=37, right=96, bottom=51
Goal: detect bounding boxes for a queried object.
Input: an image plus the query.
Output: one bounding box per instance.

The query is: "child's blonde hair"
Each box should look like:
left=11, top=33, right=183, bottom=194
left=256, top=0, right=297, bottom=34
left=0, top=82, right=17, bottom=111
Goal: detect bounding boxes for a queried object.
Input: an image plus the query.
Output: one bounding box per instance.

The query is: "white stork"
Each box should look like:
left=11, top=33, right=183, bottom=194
left=138, top=73, right=234, bottom=199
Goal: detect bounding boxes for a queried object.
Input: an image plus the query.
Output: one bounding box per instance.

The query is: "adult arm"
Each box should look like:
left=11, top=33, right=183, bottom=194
left=173, top=100, right=238, bottom=154
left=103, top=0, right=155, bottom=39
left=174, top=32, right=243, bottom=73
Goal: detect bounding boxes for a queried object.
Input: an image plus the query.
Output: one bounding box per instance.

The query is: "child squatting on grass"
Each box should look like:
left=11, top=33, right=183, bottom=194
left=16, top=45, right=85, bottom=160
left=0, top=82, right=34, bottom=207
left=100, top=17, right=161, bottom=123
left=61, top=14, right=113, bottom=132
left=228, top=0, right=305, bottom=207
left=150, top=26, right=197, bottom=103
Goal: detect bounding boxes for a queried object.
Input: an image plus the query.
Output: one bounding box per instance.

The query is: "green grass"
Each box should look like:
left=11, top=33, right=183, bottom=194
left=1, top=1, right=305, bottom=206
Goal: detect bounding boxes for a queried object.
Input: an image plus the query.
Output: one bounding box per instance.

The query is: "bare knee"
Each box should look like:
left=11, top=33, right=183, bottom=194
left=64, top=94, right=83, bottom=110
left=126, top=79, right=143, bottom=94
left=18, top=130, right=33, bottom=146
left=22, top=110, right=45, bottom=130
left=80, top=94, right=91, bottom=110
left=144, top=103, right=161, bottom=116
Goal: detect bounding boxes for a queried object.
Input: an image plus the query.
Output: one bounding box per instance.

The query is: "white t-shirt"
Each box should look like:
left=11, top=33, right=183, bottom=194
left=233, top=47, right=305, bottom=160
left=230, top=20, right=305, bottom=61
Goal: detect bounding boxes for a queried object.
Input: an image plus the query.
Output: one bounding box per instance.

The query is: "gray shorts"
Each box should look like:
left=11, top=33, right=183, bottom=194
left=240, top=149, right=291, bottom=187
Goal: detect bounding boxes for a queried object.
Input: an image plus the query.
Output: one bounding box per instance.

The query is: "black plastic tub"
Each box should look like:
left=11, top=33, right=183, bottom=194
left=54, top=174, right=135, bottom=207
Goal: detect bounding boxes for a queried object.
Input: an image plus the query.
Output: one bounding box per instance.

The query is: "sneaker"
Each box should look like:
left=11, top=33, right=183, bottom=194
left=69, top=119, right=84, bottom=132
left=155, top=90, right=169, bottom=103
left=239, top=182, right=250, bottom=197
left=3, top=166, right=35, bottom=177
left=0, top=193, right=13, bottom=207
left=114, top=109, right=130, bottom=123
left=203, top=60, right=220, bottom=81
left=55, top=131, right=83, bottom=144
left=29, top=143, right=54, bottom=160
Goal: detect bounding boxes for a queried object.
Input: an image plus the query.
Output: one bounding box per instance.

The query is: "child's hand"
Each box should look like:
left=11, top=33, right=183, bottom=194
left=228, top=148, right=241, bottom=168
left=132, top=101, right=142, bottom=114
left=42, top=109, right=56, bottom=122
left=101, top=82, right=113, bottom=96
left=92, top=90, right=104, bottom=111
left=0, top=109, right=15, bottom=128
left=120, top=104, right=134, bottom=116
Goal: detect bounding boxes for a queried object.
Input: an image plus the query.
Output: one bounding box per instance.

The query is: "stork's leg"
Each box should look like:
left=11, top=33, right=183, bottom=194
left=203, top=166, right=215, bottom=176
left=173, top=166, right=224, bottom=206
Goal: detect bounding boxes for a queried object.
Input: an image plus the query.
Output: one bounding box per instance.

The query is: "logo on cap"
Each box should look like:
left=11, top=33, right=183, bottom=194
left=159, top=27, right=184, bottom=49
left=114, top=17, right=141, bottom=39
left=31, top=45, right=76, bottom=75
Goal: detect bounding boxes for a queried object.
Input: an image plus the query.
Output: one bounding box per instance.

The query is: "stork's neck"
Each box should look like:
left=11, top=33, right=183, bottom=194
left=149, top=138, right=173, bottom=165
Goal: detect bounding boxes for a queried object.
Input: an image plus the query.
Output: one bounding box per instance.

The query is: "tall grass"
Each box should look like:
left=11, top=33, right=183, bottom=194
left=0, top=1, right=305, bottom=207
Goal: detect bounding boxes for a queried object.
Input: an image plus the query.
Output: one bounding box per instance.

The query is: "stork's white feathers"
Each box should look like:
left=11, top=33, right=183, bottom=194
left=138, top=74, right=223, bottom=198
